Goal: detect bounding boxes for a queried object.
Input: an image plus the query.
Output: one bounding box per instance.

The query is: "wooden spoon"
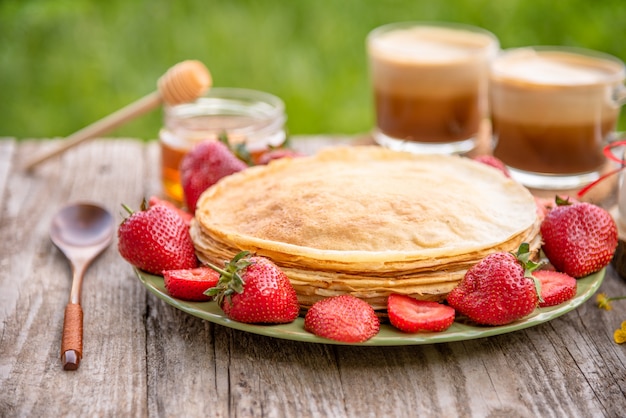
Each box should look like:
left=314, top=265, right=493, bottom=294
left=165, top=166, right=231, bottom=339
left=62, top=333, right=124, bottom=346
left=50, top=202, right=115, bottom=370
left=22, top=60, right=212, bottom=171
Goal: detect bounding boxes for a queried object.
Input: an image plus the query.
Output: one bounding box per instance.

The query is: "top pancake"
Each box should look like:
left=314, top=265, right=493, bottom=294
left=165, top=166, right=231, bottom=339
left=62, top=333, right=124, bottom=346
left=193, top=146, right=538, bottom=265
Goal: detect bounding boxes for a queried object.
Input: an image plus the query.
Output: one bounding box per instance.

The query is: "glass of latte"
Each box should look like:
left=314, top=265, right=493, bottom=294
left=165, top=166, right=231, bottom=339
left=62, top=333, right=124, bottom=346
left=490, top=46, right=626, bottom=190
left=367, top=22, right=499, bottom=154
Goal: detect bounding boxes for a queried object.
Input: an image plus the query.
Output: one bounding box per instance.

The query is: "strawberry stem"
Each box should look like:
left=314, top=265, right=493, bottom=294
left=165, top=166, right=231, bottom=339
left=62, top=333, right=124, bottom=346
left=121, top=203, right=134, bottom=215
left=514, top=243, right=545, bottom=304
left=554, top=195, right=574, bottom=206
left=204, top=261, right=231, bottom=278
left=120, top=198, right=151, bottom=220
left=515, top=243, right=543, bottom=274
left=203, top=251, right=253, bottom=305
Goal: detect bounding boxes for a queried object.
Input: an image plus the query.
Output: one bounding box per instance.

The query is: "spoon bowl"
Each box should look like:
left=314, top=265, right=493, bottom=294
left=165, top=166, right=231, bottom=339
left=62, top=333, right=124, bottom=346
left=50, top=202, right=114, bottom=370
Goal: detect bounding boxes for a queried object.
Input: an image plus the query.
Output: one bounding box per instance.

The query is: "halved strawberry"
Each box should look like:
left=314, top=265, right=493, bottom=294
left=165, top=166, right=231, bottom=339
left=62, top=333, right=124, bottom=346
left=163, top=267, right=219, bottom=301
left=533, top=270, right=577, bottom=307
left=387, top=294, right=455, bottom=333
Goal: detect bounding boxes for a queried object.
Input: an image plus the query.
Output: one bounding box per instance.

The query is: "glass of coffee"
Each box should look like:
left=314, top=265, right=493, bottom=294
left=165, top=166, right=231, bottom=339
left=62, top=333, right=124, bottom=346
left=490, top=46, right=626, bottom=190
left=367, top=22, right=499, bottom=154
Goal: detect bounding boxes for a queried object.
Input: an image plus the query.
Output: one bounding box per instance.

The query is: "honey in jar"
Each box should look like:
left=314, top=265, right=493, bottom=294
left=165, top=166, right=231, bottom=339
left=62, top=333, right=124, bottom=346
left=160, top=87, right=287, bottom=203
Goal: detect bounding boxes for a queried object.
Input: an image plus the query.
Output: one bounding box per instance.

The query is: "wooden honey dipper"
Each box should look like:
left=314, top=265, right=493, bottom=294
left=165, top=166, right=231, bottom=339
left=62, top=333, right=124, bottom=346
left=22, top=60, right=212, bottom=171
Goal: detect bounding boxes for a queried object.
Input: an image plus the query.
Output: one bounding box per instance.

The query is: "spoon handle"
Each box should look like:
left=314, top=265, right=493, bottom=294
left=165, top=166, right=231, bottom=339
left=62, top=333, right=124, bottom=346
left=61, top=302, right=83, bottom=370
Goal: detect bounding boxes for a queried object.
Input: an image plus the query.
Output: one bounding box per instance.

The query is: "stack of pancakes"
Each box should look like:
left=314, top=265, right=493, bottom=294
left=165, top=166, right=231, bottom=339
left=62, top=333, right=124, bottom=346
left=191, top=146, right=540, bottom=312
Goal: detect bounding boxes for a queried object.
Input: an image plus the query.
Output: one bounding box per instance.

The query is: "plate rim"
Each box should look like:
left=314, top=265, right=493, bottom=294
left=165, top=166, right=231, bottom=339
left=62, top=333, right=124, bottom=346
left=135, top=267, right=605, bottom=346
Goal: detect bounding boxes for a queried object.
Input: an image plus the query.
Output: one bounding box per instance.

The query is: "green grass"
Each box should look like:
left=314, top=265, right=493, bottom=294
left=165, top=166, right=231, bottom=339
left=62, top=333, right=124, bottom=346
left=2, top=0, right=625, bottom=140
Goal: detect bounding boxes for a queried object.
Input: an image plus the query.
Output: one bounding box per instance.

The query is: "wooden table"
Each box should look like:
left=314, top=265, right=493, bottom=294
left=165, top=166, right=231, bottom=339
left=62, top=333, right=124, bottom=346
left=1, top=136, right=625, bottom=417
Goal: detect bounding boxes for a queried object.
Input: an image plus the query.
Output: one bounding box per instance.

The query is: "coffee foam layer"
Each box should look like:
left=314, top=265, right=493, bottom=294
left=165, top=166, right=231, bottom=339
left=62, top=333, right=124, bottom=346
left=490, top=50, right=624, bottom=123
left=492, top=49, right=623, bottom=86
left=369, top=26, right=495, bottom=64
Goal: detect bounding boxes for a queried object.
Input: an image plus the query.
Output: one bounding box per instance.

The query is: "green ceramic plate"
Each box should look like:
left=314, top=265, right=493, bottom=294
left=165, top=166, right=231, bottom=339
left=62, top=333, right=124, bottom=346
left=135, top=268, right=605, bottom=346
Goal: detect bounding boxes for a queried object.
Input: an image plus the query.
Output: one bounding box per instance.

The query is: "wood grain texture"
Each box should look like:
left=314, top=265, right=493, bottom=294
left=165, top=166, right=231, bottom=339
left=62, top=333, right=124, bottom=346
left=0, top=137, right=625, bottom=418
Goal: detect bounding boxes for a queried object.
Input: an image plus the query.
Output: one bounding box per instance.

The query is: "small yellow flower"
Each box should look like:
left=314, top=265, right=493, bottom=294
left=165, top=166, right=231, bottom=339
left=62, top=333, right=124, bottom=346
left=614, top=321, right=626, bottom=344
left=595, top=294, right=626, bottom=344
left=596, top=294, right=626, bottom=310
left=596, top=293, right=612, bottom=310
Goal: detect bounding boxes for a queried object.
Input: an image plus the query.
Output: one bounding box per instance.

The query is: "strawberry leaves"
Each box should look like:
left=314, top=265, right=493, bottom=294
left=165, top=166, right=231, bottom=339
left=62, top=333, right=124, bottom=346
left=204, top=251, right=252, bottom=306
left=514, top=242, right=545, bottom=304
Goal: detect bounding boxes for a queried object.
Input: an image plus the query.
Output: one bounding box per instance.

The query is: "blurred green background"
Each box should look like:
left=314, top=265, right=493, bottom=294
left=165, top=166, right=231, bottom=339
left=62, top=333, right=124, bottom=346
left=2, top=0, right=626, bottom=140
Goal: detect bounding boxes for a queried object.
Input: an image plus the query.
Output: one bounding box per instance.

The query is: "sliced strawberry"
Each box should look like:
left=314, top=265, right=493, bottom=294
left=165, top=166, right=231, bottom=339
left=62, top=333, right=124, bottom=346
left=304, top=295, right=380, bottom=343
left=533, top=270, right=577, bottom=307
left=387, top=294, right=455, bottom=333
left=148, top=195, right=193, bottom=226
left=163, top=267, right=220, bottom=302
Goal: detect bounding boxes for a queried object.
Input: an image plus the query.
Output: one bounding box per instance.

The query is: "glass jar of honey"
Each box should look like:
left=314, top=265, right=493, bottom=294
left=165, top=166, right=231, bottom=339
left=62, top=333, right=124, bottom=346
left=159, top=87, right=287, bottom=203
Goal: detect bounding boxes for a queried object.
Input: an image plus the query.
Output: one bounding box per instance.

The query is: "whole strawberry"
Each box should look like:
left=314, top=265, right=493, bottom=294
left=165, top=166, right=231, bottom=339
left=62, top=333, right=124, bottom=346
left=540, top=198, right=617, bottom=278
left=118, top=201, right=198, bottom=275
left=304, top=295, right=380, bottom=343
left=446, top=244, right=539, bottom=326
left=180, top=139, right=248, bottom=213
left=205, top=251, right=299, bottom=324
